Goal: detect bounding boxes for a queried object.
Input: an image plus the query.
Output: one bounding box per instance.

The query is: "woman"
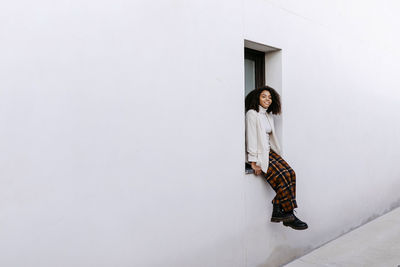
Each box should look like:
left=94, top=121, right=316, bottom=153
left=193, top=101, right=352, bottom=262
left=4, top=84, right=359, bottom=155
left=245, top=86, right=308, bottom=230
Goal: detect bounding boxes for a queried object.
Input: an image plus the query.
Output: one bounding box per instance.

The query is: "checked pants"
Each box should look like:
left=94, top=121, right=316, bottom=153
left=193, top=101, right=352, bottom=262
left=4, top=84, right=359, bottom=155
left=263, top=149, right=298, bottom=212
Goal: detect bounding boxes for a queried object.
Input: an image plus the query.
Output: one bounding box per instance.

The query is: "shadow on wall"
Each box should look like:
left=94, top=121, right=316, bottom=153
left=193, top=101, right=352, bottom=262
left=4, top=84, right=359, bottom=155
left=257, top=245, right=311, bottom=267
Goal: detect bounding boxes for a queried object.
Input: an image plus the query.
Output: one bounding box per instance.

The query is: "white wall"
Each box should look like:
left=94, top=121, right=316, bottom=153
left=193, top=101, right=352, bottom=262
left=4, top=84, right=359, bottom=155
left=243, top=0, right=400, bottom=265
left=1, top=0, right=400, bottom=266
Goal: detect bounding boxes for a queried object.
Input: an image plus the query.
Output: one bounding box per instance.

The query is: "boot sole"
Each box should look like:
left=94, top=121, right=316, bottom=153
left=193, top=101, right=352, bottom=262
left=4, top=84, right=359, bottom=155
left=271, top=215, right=295, bottom=223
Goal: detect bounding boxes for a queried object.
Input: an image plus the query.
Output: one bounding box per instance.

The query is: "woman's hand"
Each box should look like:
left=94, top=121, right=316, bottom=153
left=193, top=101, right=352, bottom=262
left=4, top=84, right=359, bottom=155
left=251, top=162, right=262, bottom=176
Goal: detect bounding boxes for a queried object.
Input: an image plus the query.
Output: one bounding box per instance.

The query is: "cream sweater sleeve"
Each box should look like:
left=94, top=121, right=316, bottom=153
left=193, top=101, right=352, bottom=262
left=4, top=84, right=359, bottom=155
left=245, top=110, right=258, bottom=162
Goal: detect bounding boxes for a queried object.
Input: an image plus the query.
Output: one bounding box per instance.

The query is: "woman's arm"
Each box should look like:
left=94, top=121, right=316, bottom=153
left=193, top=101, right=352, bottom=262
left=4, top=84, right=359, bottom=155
left=246, top=111, right=262, bottom=175
left=245, top=111, right=258, bottom=162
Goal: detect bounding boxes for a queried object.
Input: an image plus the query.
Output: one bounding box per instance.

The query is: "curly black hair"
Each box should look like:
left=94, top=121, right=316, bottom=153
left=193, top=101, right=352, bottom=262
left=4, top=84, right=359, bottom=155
left=245, top=86, right=281, bottom=115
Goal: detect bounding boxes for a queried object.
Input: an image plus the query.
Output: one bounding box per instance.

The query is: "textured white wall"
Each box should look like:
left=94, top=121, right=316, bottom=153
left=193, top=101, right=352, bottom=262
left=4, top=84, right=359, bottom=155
left=1, top=0, right=400, bottom=266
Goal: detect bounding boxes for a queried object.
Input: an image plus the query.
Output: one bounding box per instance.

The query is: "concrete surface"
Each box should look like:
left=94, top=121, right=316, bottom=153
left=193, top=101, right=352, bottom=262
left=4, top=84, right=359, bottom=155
left=285, top=207, right=400, bottom=267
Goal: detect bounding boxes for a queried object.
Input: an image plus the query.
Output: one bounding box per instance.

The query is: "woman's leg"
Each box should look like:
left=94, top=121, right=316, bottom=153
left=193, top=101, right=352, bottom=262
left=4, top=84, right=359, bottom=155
left=263, top=149, right=298, bottom=212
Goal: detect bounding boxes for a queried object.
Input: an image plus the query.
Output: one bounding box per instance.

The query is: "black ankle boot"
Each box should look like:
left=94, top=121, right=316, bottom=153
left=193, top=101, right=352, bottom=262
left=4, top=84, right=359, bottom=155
left=283, top=213, right=308, bottom=230
left=271, top=204, right=295, bottom=223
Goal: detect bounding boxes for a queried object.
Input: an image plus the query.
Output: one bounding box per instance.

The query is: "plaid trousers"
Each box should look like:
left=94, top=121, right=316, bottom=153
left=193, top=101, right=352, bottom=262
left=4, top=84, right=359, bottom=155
left=263, top=149, right=298, bottom=212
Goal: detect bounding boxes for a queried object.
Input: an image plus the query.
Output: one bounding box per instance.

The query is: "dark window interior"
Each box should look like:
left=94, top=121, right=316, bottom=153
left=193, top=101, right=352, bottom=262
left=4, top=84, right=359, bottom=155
left=244, top=48, right=265, bottom=95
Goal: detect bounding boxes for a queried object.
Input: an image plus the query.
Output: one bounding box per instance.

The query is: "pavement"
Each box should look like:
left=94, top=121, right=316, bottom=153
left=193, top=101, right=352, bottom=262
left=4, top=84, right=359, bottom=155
left=285, top=207, right=400, bottom=267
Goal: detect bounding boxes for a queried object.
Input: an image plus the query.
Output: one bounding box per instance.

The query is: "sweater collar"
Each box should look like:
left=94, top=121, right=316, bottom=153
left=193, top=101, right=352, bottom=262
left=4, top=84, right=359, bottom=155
left=258, top=105, right=268, bottom=114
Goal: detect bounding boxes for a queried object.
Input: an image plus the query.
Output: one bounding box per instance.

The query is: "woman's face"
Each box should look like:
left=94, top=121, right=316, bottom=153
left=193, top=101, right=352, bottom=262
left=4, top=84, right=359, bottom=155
left=259, top=90, right=272, bottom=109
